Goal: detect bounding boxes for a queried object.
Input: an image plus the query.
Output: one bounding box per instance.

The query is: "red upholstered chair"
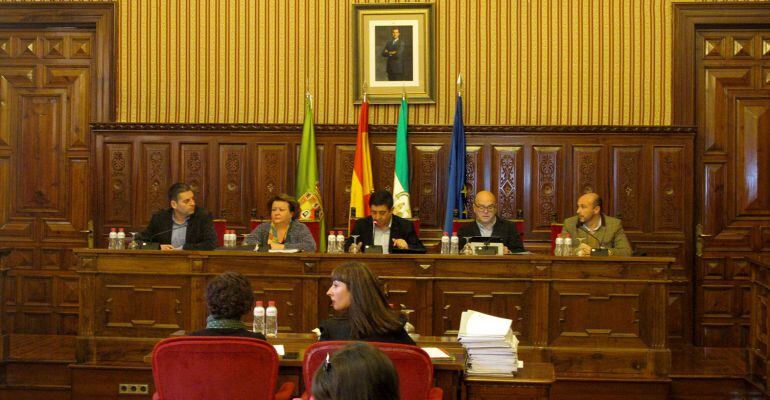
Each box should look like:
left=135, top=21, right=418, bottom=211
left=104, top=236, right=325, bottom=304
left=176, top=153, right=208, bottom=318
left=451, top=219, right=474, bottom=235
left=407, top=218, right=421, bottom=236
left=213, top=219, right=227, bottom=247
left=250, top=219, right=267, bottom=232
left=151, top=336, right=294, bottom=400
left=511, top=218, right=525, bottom=241
left=550, top=222, right=563, bottom=254
left=300, top=219, right=321, bottom=249
left=302, top=341, right=442, bottom=400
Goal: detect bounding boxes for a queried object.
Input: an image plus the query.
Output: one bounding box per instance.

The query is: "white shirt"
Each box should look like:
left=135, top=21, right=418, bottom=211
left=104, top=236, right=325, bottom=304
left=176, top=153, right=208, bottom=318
left=476, top=216, right=497, bottom=237
left=373, top=219, right=392, bottom=254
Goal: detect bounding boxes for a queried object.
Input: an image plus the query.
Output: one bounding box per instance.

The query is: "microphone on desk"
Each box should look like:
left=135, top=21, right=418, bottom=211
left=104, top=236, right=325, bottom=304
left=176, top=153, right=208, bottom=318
left=138, top=223, right=188, bottom=242
left=575, top=218, right=605, bottom=248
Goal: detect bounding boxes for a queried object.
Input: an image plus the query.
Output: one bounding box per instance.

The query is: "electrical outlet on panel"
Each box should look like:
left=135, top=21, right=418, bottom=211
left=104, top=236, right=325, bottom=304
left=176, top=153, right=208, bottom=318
left=118, top=383, right=149, bottom=395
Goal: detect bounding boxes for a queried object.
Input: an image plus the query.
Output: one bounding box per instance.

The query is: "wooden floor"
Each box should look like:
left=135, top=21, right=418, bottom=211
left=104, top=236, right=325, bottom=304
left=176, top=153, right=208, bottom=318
left=0, top=334, right=767, bottom=399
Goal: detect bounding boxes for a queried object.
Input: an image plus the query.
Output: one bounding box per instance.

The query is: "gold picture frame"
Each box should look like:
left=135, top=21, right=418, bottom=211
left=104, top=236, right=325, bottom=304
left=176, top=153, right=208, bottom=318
left=352, top=3, right=435, bottom=104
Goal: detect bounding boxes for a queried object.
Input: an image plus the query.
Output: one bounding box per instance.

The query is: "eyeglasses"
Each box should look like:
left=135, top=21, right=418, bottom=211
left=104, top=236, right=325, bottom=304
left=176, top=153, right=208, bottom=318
left=474, top=204, right=496, bottom=212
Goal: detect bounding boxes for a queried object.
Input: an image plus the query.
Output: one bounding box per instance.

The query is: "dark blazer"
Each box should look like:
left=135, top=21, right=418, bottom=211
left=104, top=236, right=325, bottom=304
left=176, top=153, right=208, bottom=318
left=457, top=217, right=525, bottom=253
left=344, top=215, right=425, bottom=253
left=140, top=207, right=217, bottom=250
left=318, top=316, right=415, bottom=345
left=189, top=327, right=266, bottom=340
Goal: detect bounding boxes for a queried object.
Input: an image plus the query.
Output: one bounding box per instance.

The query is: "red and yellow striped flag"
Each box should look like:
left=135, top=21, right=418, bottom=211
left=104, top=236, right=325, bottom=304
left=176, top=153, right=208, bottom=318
left=350, top=100, right=374, bottom=218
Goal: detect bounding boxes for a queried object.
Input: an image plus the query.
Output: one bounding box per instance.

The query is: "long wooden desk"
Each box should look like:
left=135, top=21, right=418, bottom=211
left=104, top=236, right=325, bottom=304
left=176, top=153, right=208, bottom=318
left=74, top=250, right=673, bottom=381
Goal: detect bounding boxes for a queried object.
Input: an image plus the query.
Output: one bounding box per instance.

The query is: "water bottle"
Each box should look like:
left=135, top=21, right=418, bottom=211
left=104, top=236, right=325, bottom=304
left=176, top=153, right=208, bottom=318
left=252, top=300, right=265, bottom=334
left=108, top=228, right=117, bottom=249
left=440, top=232, right=450, bottom=254
left=116, top=228, right=126, bottom=250
left=561, top=233, right=572, bottom=256
left=227, top=230, right=235, bottom=247
left=450, top=232, right=459, bottom=254
left=336, top=231, right=345, bottom=253
left=327, top=231, right=337, bottom=253
left=554, top=236, right=564, bottom=256
left=265, top=300, right=278, bottom=337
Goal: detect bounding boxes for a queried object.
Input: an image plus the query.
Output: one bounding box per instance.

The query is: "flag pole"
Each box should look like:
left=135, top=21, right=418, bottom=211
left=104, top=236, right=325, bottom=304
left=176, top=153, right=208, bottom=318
left=363, top=81, right=368, bottom=103
left=456, top=73, right=463, bottom=97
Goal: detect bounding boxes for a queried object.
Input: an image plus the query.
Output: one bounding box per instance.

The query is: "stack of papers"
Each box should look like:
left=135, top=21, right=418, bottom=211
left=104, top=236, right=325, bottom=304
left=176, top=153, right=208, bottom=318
left=457, top=310, right=520, bottom=376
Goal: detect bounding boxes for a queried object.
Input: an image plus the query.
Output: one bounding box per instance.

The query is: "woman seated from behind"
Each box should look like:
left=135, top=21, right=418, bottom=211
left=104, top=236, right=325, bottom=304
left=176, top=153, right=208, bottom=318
left=190, top=271, right=265, bottom=339
left=319, top=262, right=415, bottom=345
left=312, top=342, right=400, bottom=400
left=244, top=194, right=316, bottom=252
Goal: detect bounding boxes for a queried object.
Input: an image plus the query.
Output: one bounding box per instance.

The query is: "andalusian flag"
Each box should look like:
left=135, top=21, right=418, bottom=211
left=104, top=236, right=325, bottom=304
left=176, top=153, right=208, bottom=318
left=350, top=100, right=374, bottom=218
left=392, top=97, right=412, bottom=217
left=296, top=93, right=325, bottom=251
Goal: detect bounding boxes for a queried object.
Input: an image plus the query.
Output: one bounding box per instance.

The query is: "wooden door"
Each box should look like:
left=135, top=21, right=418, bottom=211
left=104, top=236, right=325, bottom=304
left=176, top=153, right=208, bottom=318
left=0, top=5, right=114, bottom=335
left=694, top=28, right=770, bottom=346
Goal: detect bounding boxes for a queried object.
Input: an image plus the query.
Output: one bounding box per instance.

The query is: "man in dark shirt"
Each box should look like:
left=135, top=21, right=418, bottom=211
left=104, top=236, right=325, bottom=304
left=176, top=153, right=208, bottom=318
left=140, top=182, right=217, bottom=250
left=345, top=190, right=425, bottom=254
left=457, top=191, right=525, bottom=254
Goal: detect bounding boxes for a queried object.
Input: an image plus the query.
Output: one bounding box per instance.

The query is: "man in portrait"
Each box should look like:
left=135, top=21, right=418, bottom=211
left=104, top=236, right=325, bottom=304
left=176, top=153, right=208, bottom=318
left=381, top=27, right=405, bottom=81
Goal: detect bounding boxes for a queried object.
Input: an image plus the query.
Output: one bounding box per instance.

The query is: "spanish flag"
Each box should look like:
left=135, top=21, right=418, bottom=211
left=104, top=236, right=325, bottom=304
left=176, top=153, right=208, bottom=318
left=350, top=100, right=374, bottom=218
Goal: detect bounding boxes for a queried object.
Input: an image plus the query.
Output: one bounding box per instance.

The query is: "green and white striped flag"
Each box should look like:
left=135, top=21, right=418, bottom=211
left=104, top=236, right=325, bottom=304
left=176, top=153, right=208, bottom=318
left=392, top=97, right=412, bottom=218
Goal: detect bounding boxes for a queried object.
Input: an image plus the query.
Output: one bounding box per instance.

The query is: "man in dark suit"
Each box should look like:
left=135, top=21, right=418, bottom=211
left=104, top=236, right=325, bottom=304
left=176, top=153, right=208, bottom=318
left=140, top=182, right=217, bottom=250
left=457, top=191, right=525, bottom=254
left=381, top=27, right=405, bottom=81
left=345, top=190, right=425, bottom=254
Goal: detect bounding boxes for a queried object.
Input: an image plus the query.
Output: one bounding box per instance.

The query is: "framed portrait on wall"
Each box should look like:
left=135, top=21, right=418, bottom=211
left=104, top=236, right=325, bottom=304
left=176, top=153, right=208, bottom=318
left=352, top=3, right=435, bottom=104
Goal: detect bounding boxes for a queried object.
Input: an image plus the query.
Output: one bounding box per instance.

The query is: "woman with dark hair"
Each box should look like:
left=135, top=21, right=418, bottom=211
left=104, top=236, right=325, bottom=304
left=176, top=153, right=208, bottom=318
left=311, top=342, right=400, bottom=400
left=319, top=262, right=414, bottom=345
left=190, top=272, right=265, bottom=339
left=244, top=194, right=316, bottom=252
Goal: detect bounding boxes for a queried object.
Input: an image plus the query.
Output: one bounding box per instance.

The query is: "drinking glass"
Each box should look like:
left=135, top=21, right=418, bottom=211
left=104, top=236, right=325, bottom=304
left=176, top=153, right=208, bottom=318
left=462, top=236, right=474, bottom=255
left=128, top=232, right=139, bottom=249
left=349, top=235, right=360, bottom=254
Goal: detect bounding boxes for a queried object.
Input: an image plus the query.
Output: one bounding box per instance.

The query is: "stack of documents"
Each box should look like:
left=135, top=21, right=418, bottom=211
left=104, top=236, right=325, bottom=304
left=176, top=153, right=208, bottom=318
left=457, top=310, right=520, bottom=376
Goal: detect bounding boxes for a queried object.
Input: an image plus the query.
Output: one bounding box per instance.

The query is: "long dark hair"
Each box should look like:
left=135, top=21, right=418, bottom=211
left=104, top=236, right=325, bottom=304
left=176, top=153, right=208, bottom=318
left=312, top=342, right=400, bottom=400
left=330, top=262, right=402, bottom=338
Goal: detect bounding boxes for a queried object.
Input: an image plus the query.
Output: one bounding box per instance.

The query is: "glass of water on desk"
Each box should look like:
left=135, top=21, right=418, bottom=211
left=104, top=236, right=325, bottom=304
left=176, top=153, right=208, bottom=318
left=348, top=235, right=360, bottom=254
left=462, top=236, right=474, bottom=255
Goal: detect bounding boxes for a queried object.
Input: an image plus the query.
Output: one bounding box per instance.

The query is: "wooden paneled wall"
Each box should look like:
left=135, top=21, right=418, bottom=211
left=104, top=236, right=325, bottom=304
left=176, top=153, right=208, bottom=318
left=92, top=123, right=695, bottom=342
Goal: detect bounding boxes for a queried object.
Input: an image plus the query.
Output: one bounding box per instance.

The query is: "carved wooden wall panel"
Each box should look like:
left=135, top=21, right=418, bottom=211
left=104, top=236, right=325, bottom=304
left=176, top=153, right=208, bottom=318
left=411, top=145, right=442, bottom=226
left=532, top=146, right=563, bottom=231
left=103, top=143, right=132, bottom=226
left=180, top=144, right=209, bottom=207
left=462, top=145, right=482, bottom=219
left=139, top=143, right=171, bottom=225
left=218, top=144, right=247, bottom=228
left=252, top=145, right=289, bottom=219
left=372, top=144, right=395, bottom=194
left=612, top=146, right=644, bottom=232
left=572, top=146, right=606, bottom=207
left=0, top=8, right=114, bottom=336
left=653, top=147, right=685, bottom=232
left=491, top=146, right=523, bottom=220
left=331, top=145, right=355, bottom=227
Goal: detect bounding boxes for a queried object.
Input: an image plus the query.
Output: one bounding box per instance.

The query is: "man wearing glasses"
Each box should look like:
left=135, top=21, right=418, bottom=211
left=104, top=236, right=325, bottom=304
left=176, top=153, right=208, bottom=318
left=457, top=191, right=525, bottom=254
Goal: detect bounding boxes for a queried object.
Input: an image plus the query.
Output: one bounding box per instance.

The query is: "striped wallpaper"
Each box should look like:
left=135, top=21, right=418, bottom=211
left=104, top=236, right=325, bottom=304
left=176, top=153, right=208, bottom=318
left=1, top=0, right=767, bottom=125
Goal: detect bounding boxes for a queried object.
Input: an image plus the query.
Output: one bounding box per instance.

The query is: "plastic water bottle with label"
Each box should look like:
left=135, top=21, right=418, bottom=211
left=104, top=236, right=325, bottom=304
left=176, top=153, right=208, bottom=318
left=449, top=232, right=459, bottom=254
left=440, top=232, right=450, bottom=254
left=554, top=236, right=564, bottom=256
left=116, top=228, right=126, bottom=250
left=108, top=228, right=117, bottom=249
left=252, top=301, right=265, bottom=334
left=327, top=231, right=337, bottom=253
left=336, top=231, right=345, bottom=253
left=265, top=300, right=278, bottom=337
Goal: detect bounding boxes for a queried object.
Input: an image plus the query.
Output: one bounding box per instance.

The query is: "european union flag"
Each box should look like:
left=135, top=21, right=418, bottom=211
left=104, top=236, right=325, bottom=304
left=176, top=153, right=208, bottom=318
left=443, top=94, right=466, bottom=234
